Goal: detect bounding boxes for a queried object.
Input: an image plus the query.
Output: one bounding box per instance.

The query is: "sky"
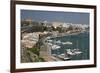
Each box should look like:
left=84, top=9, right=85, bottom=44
left=21, top=10, right=90, bottom=24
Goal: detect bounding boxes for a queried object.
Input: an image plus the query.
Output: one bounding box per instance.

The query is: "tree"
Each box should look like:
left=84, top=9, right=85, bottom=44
left=67, top=25, right=73, bottom=31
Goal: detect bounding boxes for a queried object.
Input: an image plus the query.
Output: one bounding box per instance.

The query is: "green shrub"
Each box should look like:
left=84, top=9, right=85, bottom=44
left=28, top=47, right=40, bottom=56
left=39, top=57, right=45, bottom=62
left=34, top=57, right=45, bottom=62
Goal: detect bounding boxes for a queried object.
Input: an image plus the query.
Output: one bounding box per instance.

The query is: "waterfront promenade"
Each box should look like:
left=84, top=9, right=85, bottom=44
left=39, top=35, right=63, bottom=61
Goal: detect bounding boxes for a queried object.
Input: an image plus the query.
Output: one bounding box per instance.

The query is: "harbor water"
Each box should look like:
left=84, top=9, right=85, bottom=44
left=50, top=32, right=90, bottom=61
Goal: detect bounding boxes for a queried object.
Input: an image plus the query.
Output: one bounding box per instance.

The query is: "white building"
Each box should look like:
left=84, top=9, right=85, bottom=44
left=52, top=22, right=63, bottom=28
left=22, top=32, right=39, bottom=48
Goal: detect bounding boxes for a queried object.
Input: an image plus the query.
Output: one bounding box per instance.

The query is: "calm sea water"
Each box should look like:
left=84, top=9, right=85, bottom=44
left=51, top=32, right=90, bottom=60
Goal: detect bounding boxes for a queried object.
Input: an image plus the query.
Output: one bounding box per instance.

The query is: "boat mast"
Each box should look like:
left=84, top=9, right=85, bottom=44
left=77, top=40, right=78, bottom=49
left=64, top=49, right=68, bottom=58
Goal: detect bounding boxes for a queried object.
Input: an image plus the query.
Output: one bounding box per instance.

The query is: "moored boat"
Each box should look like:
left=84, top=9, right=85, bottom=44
left=62, top=41, right=72, bottom=45
left=51, top=45, right=61, bottom=50
left=66, top=49, right=82, bottom=56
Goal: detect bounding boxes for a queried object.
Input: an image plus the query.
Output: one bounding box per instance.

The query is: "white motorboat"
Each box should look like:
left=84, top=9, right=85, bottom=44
left=62, top=41, right=73, bottom=45
left=56, top=40, right=62, bottom=44
left=51, top=45, right=61, bottom=50
left=66, top=49, right=76, bottom=55
left=46, top=37, right=51, bottom=39
left=47, top=43, right=52, bottom=45
left=47, top=39, right=53, bottom=42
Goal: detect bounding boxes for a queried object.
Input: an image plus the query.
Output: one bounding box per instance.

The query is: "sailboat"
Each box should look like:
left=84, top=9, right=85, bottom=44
left=66, top=41, right=82, bottom=56
left=73, top=41, right=82, bottom=55
left=62, top=36, right=73, bottom=45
